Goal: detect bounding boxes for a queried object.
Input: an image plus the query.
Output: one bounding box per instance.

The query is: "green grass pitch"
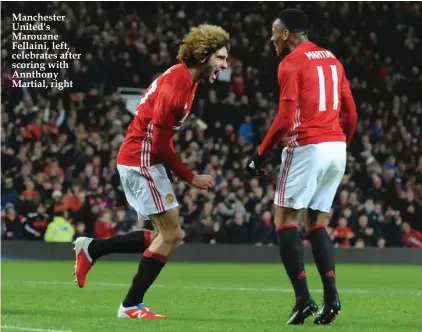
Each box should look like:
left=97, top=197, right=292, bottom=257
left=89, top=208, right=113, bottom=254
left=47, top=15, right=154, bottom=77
left=2, top=260, right=422, bottom=332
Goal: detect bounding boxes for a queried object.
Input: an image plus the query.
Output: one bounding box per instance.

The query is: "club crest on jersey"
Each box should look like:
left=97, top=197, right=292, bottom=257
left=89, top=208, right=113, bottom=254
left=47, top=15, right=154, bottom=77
left=165, top=194, right=174, bottom=203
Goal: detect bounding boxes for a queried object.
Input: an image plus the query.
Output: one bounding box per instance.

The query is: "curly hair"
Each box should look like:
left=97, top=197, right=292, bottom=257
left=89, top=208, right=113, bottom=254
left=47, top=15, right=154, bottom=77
left=177, top=24, right=230, bottom=66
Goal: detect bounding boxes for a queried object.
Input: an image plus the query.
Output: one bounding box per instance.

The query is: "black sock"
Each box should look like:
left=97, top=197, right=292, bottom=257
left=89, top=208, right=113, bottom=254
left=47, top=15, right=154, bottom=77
left=122, top=249, right=167, bottom=307
left=277, top=226, right=310, bottom=301
left=307, top=226, right=337, bottom=301
left=88, top=230, right=152, bottom=260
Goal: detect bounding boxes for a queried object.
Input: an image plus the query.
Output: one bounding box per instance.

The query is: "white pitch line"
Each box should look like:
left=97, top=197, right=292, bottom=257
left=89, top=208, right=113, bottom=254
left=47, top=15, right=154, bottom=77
left=3, top=280, right=422, bottom=296
left=1, top=325, right=75, bottom=332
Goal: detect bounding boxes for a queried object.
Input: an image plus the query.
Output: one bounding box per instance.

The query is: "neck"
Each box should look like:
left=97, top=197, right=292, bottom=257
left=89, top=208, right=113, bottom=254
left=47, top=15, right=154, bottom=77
left=188, top=67, right=202, bottom=84
left=288, top=35, right=309, bottom=52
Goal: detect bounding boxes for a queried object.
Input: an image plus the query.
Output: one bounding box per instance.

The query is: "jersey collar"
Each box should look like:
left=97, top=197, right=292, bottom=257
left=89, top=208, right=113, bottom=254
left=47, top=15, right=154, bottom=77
left=292, top=41, right=315, bottom=54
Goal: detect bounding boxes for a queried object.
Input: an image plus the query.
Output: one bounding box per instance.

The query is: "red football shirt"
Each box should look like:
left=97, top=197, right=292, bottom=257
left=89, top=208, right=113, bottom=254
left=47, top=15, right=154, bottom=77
left=334, top=226, right=353, bottom=248
left=117, top=63, right=198, bottom=182
left=280, top=42, right=351, bottom=146
left=258, top=42, right=357, bottom=156
left=402, top=230, right=422, bottom=248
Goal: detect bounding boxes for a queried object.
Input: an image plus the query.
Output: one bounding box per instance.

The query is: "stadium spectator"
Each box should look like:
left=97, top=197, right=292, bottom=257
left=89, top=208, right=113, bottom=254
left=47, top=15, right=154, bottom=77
left=22, top=204, right=50, bottom=240
left=44, top=216, right=75, bottom=242
left=355, top=215, right=377, bottom=247
left=95, top=210, right=117, bottom=239
left=2, top=204, right=25, bottom=240
left=1, top=178, right=19, bottom=209
left=74, top=222, right=88, bottom=240
left=401, top=222, right=422, bottom=248
left=333, top=218, right=354, bottom=248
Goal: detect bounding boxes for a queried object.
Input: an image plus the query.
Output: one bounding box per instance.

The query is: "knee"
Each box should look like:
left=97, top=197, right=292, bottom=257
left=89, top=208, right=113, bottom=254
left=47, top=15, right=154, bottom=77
left=151, top=229, right=159, bottom=241
left=161, top=227, right=184, bottom=246
left=304, top=208, right=328, bottom=231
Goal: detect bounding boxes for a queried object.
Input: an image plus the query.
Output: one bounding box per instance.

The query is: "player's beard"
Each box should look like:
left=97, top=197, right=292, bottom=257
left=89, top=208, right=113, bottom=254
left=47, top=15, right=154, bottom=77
left=275, top=41, right=290, bottom=59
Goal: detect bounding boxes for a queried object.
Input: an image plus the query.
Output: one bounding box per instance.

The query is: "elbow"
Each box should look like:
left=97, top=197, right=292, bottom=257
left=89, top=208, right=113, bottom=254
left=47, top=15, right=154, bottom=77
left=348, top=113, right=358, bottom=128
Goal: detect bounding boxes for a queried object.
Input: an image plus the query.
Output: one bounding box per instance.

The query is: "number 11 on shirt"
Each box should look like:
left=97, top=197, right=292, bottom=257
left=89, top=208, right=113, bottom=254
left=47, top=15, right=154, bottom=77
left=317, top=65, right=339, bottom=112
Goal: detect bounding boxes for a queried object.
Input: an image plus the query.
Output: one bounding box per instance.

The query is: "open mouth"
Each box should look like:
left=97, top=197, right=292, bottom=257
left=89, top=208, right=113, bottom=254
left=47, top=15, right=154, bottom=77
left=212, top=70, right=221, bottom=80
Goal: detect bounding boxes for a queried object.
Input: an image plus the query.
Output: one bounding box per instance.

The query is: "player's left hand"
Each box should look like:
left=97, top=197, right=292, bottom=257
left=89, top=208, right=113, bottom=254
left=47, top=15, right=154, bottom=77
left=245, top=150, right=267, bottom=177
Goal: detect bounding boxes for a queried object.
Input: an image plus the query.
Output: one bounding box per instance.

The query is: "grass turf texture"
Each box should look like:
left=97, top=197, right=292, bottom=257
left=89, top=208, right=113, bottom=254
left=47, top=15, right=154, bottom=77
left=2, top=261, right=422, bottom=332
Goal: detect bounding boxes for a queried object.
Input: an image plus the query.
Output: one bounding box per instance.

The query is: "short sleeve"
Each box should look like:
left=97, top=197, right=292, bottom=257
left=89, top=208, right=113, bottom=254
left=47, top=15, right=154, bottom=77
left=152, top=84, right=180, bottom=128
left=278, top=62, right=298, bottom=101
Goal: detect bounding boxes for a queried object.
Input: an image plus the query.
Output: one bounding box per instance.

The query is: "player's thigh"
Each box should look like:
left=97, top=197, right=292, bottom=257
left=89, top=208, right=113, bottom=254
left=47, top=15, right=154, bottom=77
left=148, top=207, right=183, bottom=255
left=124, top=164, right=179, bottom=220
left=274, top=145, right=319, bottom=210
left=117, top=164, right=146, bottom=220
left=149, top=207, right=182, bottom=235
left=309, top=142, right=347, bottom=214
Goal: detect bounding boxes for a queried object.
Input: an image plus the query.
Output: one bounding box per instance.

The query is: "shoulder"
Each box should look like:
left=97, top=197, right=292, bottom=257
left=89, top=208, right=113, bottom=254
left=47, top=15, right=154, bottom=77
left=279, top=58, right=299, bottom=71
left=277, top=58, right=300, bottom=81
left=161, top=64, right=191, bottom=90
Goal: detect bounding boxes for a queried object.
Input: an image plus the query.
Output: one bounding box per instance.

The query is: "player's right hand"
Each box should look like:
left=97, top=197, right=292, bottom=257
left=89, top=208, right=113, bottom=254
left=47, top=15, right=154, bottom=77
left=245, top=150, right=267, bottom=177
left=191, top=175, right=215, bottom=190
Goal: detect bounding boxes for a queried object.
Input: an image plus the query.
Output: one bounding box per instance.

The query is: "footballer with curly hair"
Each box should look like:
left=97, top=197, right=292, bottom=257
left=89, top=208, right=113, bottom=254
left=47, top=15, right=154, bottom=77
left=73, top=24, right=230, bottom=319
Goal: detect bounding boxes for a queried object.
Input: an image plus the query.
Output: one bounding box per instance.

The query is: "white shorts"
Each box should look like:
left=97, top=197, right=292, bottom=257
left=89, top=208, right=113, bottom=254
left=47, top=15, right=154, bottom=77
left=274, top=141, right=347, bottom=213
left=117, top=164, right=179, bottom=220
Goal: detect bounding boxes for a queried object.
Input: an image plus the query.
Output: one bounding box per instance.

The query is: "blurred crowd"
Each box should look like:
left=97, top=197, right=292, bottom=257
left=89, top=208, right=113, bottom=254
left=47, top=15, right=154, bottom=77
left=2, top=2, right=422, bottom=248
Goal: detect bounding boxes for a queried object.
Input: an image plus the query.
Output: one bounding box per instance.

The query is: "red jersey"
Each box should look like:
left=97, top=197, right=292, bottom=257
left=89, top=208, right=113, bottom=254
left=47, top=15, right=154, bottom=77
left=117, top=64, right=198, bottom=182
left=333, top=226, right=353, bottom=248
left=401, top=230, right=422, bottom=248
left=94, top=220, right=116, bottom=239
left=258, top=42, right=358, bottom=156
